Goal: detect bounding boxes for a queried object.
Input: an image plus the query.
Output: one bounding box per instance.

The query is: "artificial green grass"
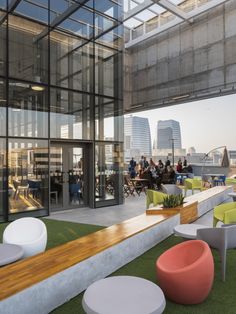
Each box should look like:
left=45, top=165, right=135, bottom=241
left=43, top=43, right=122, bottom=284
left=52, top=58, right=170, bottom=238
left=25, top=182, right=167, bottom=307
left=52, top=235, right=236, bottom=314
left=0, top=219, right=104, bottom=249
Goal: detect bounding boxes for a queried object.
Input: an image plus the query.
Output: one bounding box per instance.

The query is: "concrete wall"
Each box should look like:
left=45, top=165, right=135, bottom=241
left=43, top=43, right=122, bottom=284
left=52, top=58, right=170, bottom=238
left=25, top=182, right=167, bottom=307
left=124, top=0, right=236, bottom=112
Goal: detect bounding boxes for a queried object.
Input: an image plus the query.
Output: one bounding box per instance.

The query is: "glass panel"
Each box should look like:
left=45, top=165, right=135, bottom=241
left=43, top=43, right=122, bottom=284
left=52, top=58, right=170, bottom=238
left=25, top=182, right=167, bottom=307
left=0, top=20, right=6, bottom=76
left=95, top=44, right=123, bottom=98
left=8, top=139, right=49, bottom=214
left=94, top=0, right=122, bottom=21
left=95, top=97, right=123, bottom=141
left=8, top=15, right=48, bottom=83
left=50, top=30, right=93, bottom=92
left=50, top=145, right=85, bottom=210
left=0, top=138, right=7, bottom=222
left=95, top=25, right=123, bottom=50
left=0, top=0, right=7, bottom=11
left=8, top=80, right=48, bottom=138
left=58, top=7, right=94, bottom=40
left=95, top=142, right=123, bottom=204
left=50, top=88, right=91, bottom=140
left=14, top=0, right=49, bottom=24
left=0, top=79, right=6, bottom=136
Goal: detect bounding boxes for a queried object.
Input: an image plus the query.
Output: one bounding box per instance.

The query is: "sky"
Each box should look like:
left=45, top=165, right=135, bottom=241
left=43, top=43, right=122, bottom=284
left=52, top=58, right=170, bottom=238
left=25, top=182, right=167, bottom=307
left=124, top=93, right=236, bottom=154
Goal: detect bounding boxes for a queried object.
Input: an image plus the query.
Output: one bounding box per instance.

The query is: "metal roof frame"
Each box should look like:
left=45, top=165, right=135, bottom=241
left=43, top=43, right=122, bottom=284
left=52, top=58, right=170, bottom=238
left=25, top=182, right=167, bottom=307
left=124, top=0, right=230, bottom=48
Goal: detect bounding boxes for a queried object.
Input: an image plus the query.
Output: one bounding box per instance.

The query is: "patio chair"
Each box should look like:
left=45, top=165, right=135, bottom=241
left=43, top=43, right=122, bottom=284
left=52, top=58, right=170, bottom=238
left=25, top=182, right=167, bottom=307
left=213, top=202, right=236, bottom=227
left=156, top=240, right=214, bottom=304
left=146, top=189, right=166, bottom=209
left=184, top=178, right=202, bottom=196
left=123, top=175, right=135, bottom=197
left=197, top=225, right=236, bottom=281
left=202, top=174, right=212, bottom=188
left=3, top=217, right=47, bottom=258
left=213, top=175, right=226, bottom=186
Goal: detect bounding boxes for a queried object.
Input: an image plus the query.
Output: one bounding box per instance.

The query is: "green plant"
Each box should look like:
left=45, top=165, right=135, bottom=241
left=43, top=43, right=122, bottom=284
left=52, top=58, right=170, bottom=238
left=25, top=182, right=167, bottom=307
left=162, top=194, right=185, bottom=208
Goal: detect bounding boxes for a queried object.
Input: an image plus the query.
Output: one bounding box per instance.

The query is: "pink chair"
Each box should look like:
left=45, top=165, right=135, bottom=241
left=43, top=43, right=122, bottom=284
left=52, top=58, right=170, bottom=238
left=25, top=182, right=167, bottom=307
left=156, top=240, right=214, bottom=304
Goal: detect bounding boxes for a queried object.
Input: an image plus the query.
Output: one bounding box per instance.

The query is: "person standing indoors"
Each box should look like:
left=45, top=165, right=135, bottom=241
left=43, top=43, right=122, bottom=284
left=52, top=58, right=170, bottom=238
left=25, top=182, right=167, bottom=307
left=183, top=157, right=187, bottom=167
left=129, top=157, right=137, bottom=179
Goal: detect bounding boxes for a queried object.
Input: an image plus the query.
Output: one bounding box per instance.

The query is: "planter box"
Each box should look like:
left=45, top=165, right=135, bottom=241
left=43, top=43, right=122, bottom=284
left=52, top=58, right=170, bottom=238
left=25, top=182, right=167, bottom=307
left=146, top=200, right=198, bottom=224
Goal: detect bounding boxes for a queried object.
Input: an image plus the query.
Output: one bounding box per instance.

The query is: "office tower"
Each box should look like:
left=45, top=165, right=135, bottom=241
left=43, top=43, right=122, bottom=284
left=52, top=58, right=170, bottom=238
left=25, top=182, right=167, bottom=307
left=124, top=116, right=152, bottom=158
left=155, top=120, right=182, bottom=149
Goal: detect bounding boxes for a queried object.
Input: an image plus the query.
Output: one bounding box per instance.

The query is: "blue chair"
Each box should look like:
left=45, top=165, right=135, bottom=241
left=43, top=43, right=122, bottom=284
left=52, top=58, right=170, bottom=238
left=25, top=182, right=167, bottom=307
left=69, top=183, right=82, bottom=204
left=213, top=175, right=226, bottom=186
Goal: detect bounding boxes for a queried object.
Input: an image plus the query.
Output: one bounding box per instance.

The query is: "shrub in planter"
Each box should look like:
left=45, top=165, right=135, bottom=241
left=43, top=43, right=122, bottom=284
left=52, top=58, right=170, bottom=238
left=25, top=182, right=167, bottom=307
left=162, top=194, right=185, bottom=208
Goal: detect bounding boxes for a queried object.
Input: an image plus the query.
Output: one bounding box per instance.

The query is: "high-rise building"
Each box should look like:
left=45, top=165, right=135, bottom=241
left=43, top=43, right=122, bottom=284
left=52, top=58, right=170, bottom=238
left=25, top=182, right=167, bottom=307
left=124, top=116, right=152, bottom=159
left=155, top=120, right=182, bottom=149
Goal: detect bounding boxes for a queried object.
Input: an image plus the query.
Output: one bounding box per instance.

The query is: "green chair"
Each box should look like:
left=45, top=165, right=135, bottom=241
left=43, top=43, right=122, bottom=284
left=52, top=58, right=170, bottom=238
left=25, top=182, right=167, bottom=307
left=226, top=178, right=236, bottom=185
left=213, top=202, right=236, bottom=227
left=146, top=189, right=167, bottom=209
left=184, top=178, right=203, bottom=196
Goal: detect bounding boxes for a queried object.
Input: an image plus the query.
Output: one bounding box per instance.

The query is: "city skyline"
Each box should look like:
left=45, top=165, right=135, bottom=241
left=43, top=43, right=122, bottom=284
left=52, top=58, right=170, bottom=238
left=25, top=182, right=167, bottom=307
left=126, top=93, right=236, bottom=154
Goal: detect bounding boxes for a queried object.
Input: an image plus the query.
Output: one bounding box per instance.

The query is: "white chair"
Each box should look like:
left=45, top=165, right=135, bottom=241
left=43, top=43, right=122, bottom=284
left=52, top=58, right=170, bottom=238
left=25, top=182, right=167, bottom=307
left=3, top=217, right=47, bottom=258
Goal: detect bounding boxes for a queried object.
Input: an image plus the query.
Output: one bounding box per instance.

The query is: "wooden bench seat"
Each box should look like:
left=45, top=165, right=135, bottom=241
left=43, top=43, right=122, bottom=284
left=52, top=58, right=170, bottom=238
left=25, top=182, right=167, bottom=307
left=0, top=213, right=172, bottom=301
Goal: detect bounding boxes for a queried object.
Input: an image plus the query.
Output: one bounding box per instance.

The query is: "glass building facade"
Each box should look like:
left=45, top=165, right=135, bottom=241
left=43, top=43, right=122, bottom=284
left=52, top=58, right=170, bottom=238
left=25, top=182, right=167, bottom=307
left=0, top=0, right=123, bottom=222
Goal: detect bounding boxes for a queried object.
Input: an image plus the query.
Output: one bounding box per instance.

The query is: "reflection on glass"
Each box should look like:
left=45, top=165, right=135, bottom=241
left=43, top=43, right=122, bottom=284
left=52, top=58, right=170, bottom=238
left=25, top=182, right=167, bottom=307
left=95, top=143, right=123, bottom=204
left=50, top=88, right=91, bottom=139
left=0, top=139, right=6, bottom=221
left=14, top=0, right=49, bottom=24
left=8, top=139, right=49, bottom=214
left=8, top=80, right=48, bottom=137
left=0, top=0, right=7, bottom=11
left=0, top=79, right=6, bottom=136
left=50, top=145, right=84, bottom=209
left=50, top=31, right=93, bottom=92
left=95, top=44, right=122, bottom=98
left=95, top=25, right=123, bottom=50
left=94, top=0, right=122, bottom=21
left=95, top=97, right=123, bottom=141
left=0, top=21, right=6, bottom=76
left=8, top=15, right=48, bottom=83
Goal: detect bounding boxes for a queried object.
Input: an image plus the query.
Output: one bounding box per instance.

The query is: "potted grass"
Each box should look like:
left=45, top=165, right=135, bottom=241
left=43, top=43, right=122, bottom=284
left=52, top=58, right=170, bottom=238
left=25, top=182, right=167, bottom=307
left=146, top=193, right=198, bottom=224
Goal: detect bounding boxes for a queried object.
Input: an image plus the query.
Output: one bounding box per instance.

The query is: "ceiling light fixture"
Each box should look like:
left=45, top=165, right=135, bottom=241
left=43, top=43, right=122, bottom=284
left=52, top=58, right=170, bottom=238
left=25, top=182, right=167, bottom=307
left=31, top=85, right=45, bottom=91
left=31, top=76, right=45, bottom=92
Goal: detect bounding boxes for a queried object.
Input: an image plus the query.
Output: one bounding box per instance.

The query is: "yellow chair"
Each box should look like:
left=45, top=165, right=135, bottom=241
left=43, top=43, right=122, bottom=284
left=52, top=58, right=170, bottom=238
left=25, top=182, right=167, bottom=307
left=146, top=189, right=167, bottom=209
left=226, top=178, right=236, bottom=191
left=213, top=202, right=236, bottom=227
left=184, top=178, right=202, bottom=196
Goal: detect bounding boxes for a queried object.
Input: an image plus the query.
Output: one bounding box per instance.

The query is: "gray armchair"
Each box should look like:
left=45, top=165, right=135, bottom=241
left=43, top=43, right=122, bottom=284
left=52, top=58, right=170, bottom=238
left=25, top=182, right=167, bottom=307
left=161, top=184, right=183, bottom=195
left=196, top=225, right=236, bottom=281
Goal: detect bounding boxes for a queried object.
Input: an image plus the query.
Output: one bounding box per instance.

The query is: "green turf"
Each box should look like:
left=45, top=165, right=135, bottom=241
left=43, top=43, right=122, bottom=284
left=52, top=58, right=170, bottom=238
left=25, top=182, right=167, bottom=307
left=52, top=235, right=236, bottom=314
left=0, top=219, right=104, bottom=249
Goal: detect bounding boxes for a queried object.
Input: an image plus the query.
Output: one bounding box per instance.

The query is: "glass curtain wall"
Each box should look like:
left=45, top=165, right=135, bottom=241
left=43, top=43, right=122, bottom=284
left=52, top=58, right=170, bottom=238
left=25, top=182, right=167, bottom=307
left=0, top=0, right=123, bottom=220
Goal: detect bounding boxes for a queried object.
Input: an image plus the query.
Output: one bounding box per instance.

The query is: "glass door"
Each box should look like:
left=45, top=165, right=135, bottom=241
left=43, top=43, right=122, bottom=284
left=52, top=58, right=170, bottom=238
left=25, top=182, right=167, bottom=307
left=50, top=143, right=85, bottom=211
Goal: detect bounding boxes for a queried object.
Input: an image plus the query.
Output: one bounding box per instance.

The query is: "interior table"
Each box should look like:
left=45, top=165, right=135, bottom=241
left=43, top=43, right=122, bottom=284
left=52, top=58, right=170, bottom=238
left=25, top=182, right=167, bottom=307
left=0, top=243, right=24, bottom=266
left=82, top=276, right=166, bottom=314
